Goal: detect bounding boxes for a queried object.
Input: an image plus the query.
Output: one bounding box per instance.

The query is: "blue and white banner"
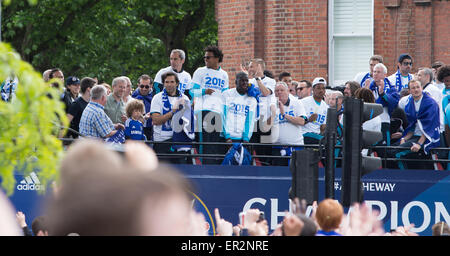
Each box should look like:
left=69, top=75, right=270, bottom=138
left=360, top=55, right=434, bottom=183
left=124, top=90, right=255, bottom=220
left=176, top=165, right=450, bottom=236
left=5, top=166, right=450, bottom=236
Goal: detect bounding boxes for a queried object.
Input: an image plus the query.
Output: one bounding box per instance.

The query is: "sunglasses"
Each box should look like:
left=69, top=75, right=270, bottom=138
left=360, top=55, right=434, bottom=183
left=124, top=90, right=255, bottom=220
left=402, top=61, right=413, bottom=66
left=297, top=87, right=306, bottom=91
left=140, top=85, right=150, bottom=89
left=203, top=56, right=215, bottom=60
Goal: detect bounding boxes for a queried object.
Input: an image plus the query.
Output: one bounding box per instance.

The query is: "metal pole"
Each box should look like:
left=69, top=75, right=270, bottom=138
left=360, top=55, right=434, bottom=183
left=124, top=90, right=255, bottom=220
left=325, top=107, right=337, bottom=199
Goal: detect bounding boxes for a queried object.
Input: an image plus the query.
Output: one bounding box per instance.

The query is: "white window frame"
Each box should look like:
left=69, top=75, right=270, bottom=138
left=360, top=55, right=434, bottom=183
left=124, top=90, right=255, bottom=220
left=328, top=0, right=374, bottom=87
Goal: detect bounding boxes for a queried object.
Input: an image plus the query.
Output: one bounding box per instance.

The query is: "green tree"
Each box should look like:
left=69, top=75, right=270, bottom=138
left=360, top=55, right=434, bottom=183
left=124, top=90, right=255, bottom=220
left=133, top=0, right=217, bottom=72
left=1, top=0, right=217, bottom=86
left=0, top=42, right=66, bottom=195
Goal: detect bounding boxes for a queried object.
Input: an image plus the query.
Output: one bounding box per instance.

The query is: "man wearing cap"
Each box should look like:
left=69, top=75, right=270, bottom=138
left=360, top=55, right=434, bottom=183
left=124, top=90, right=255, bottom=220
left=61, top=76, right=81, bottom=112
left=67, top=77, right=97, bottom=138
left=300, top=77, right=328, bottom=144
left=388, top=54, right=414, bottom=92
left=353, top=55, right=384, bottom=88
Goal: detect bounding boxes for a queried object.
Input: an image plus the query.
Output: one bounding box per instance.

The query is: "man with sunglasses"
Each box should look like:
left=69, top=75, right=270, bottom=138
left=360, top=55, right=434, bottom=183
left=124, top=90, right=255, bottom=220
left=388, top=54, right=414, bottom=92
left=190, top=45, right=229, bottom=164
left=154, top=49, right=192, bottom=97
left=296, top=80, right=312, bottom=100
left=132, top=74, right=154, bottom=140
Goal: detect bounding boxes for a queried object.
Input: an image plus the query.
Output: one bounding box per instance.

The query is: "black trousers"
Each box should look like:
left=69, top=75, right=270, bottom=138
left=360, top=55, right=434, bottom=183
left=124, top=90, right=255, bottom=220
left=153, top=139, right=178, bottom=164
left=250, top=118, right=272, bottom=166
left=197, top=111, right=226, bottom=165
left=387, top=136, right=433, bottom=170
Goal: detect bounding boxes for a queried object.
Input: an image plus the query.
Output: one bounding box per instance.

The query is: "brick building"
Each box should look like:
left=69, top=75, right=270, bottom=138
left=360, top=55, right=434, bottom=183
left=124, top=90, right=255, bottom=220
left=216, top=0, right=450, bottom=87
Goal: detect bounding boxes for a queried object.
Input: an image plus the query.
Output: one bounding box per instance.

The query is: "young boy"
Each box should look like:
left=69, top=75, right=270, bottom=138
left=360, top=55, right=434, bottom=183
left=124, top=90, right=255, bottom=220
left=124, top=99, right=149, bottom=141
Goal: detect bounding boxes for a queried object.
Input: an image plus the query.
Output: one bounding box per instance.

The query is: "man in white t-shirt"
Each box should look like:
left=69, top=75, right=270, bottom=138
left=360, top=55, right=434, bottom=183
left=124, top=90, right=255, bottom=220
left=387, top=54, right=414, bottom=92
left=270, top=82, right=307, bottom=166
left=150, top=71, right=191, bottom=163
left=154, top=49, right=192, bottom=96
left=241, top=58, right=277, bottom=164
left=190, top=45, right=229, bottom=164
left=354, top=55, right=384, bottom=88
left=300, top=77, right=328, bottom=145
left=222, top=72, right=258, bottom=143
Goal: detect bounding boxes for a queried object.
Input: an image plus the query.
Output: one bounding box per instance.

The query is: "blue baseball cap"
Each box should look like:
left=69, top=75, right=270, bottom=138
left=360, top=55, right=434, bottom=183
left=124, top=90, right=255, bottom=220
left=398, top=54, right=412, bottom=63
left=66, top=76, right=80, bottom=86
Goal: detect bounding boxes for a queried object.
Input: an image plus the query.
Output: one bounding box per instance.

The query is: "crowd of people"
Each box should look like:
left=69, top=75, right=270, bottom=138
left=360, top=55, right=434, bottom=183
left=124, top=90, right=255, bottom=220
left=2, top=46, right=450, bottom=169
left=2, top=139, right=449, bottom=236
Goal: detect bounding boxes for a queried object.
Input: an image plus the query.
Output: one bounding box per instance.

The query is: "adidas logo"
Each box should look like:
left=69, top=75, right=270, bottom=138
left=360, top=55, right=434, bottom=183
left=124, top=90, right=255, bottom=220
left=16, top=172, right=45, bottom=191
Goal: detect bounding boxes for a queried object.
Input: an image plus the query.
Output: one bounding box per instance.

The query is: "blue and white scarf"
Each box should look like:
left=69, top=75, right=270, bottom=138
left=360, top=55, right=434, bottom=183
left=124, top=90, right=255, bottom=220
left=403, top=92, right=440, bottom=154
left=247, top=83, right=261, bottom=119
left=360, top=72, right=372, bottom=87
left=395, top=70, right=413, bottom=92
left=1, top=77, right=18, bottom=102
left=222, top=143, right=252, bottom=165
left=171, top=99, right=195, bottom=151
left=105, top=129, right=126, bottom=144
left=161, top=88, right=182, bottom=132
left=369, top=78, right=394, bottom=95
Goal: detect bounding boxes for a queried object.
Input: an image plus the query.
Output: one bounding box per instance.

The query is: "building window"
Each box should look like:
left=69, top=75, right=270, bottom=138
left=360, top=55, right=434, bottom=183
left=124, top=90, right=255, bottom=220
left=328, top=0, right=374, bottom=87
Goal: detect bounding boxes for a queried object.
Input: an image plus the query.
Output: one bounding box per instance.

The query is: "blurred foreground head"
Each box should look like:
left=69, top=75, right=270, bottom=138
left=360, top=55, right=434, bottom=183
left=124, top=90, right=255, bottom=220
left=48, top=139, right=194, bottom=235
left=315, top=199, right=344, bottom=232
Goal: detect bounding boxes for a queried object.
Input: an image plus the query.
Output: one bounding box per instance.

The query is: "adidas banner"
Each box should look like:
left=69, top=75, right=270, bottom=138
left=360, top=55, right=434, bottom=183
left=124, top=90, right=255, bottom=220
left=4, top=167, right=450, bottom=236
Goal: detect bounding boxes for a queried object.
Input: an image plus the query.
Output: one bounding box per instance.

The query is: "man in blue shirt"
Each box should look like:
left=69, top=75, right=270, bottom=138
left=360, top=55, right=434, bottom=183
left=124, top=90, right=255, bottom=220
left=79, top=85, right=124, bottom=139
left=132, top=74, right=154, bottom=140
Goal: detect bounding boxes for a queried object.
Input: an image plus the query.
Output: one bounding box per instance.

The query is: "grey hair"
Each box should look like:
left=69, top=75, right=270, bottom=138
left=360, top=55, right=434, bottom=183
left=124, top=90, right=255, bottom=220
left=90, top=84, right=107, bottom=101
left=171, top=49, right=186, bottom=60
left=418, top=67, right=434, bottom=83
left=275, top=81, right=289, bottom=90
left=120, top=76, right=132, bottom=85
left=331, top=90, right=344, bottom=98
left=111, top=77, right=127, bottom=88
left=374, top=63, right=388, bottom=74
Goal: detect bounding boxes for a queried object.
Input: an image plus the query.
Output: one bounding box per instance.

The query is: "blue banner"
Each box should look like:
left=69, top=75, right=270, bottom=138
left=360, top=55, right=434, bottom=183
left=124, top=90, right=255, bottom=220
left=5, top=166, right=450, bottom=236
left=176, top=165, right=450, bottom=236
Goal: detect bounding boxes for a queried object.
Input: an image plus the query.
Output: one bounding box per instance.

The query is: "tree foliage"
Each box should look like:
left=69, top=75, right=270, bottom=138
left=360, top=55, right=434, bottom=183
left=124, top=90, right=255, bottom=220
left=1, top=0, right=217, bottom=86
left=0, top=42, right=67, bottom=195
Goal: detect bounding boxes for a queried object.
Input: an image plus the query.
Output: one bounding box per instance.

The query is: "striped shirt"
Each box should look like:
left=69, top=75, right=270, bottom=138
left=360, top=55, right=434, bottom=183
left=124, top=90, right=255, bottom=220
left=79, top=101, right=114, bottom=138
